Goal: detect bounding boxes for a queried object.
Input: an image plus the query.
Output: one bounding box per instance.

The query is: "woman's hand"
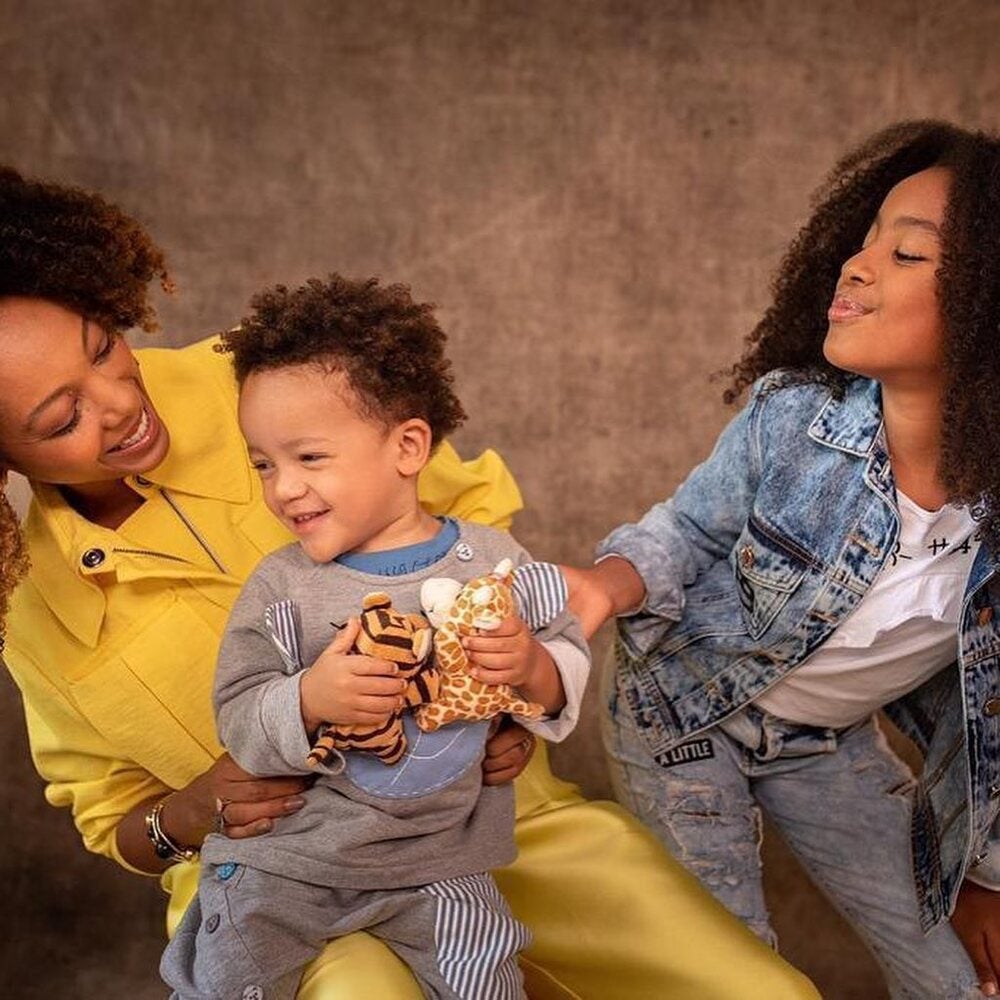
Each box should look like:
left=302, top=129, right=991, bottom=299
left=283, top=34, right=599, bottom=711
left=165, top=753, right=311, bottom=843
left=561, top=557, right=646, bottom=639
left=951, top=878, right=1000, bottom=996
left=482, top=717, right=537, bottom=786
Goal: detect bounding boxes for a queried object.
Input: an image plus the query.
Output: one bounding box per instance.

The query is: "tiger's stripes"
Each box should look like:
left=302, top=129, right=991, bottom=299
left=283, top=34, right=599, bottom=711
left=307, top=593, right=438, bottom=768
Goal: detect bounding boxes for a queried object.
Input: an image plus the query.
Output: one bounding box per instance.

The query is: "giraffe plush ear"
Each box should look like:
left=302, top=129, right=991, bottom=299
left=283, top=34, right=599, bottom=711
left=491, top=558, right=514, bottom=586
left=420, top=577, right=463, bottom=628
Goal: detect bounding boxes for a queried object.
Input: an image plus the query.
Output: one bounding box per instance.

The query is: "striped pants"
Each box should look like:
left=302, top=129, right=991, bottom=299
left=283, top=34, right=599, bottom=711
left=162, top=863, right=529, bottom=1000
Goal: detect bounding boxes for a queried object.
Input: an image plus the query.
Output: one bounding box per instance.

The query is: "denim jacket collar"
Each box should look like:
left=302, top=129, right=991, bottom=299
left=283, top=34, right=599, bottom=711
left=806, top=377, right=884, bottom=458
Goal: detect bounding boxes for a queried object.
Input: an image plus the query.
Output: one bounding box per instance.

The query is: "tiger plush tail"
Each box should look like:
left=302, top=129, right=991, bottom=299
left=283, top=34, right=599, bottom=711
left=307, top=716, right=408, bottom=768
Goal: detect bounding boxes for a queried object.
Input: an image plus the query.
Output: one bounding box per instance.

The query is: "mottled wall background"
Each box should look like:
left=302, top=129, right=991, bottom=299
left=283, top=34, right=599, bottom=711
left=1, top=1, right=998, bottom=997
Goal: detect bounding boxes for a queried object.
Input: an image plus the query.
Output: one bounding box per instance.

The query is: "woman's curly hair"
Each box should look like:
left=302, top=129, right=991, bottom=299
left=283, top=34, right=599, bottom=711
left=0, top=165, right=171, bottom=638
left=724, top=120, right=1000, bottom=553
left=219, top=274, right=467, bottom=446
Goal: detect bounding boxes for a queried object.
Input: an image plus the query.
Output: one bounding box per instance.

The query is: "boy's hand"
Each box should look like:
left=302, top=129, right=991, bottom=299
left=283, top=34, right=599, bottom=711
left=951, top=879, right=1000, bottom=996
left=462, top=614, right=537, bottom=688
left=462, top=614, right=565, bottom=714
left=299, top=618, right=407, bottom=734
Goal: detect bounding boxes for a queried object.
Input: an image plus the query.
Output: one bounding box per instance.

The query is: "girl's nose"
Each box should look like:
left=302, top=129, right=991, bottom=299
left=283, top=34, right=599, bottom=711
left=841, top=246, right=875, bottom=285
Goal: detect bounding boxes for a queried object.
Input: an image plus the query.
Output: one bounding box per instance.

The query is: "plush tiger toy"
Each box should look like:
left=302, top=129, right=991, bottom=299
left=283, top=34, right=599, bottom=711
left=306, top=592, right=439, bottom=768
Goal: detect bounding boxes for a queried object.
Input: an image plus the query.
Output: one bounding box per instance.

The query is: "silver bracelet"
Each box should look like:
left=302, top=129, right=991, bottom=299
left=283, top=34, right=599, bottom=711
left=144, top=798, right=198, bottom=864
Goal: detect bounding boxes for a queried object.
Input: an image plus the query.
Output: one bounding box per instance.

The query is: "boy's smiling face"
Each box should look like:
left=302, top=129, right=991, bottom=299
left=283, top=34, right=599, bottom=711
left=239, top=364, right=432, bottom=563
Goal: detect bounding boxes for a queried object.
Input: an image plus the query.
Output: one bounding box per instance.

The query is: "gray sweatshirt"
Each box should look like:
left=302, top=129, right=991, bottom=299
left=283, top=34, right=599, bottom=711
left=202, top=520, right=586, bottom=890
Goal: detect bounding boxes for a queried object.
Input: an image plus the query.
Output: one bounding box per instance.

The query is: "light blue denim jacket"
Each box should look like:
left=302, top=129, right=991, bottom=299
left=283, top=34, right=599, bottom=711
left=598, top=372, right=1000, bottom=930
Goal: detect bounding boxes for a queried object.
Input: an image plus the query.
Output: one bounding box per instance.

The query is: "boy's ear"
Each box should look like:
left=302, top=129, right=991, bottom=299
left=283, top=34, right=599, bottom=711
left=393, top=418, right=433, bottom=476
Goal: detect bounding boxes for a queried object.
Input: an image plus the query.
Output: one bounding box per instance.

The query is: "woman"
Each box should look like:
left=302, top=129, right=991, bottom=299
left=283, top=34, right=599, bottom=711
left=0, top=166, right=818, bottom=998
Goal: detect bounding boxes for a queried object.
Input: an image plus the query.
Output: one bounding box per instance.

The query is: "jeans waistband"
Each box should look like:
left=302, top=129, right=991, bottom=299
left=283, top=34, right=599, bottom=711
left=719, top=702, right=866, bottom=762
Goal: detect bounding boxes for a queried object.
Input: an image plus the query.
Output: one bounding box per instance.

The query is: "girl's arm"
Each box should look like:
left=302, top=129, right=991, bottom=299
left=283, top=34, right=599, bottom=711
left=951, top=879, right=1000, bottom=996
left=572, top=382, right=768, bottom=642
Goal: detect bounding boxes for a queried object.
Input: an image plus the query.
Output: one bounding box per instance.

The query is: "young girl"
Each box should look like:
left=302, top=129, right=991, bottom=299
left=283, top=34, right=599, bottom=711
left=566, top=121, right=1000, bottom=999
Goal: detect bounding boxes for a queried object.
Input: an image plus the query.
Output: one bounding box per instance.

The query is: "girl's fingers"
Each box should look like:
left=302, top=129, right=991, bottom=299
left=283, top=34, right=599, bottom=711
left=981, top=930, right=1000, bottom=996
left=223, top=819, right=273, bottom=839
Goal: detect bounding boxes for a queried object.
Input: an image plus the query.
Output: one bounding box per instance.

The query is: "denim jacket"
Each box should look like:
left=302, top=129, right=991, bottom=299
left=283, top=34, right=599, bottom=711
left=598, top=372, right=1000, bottom=930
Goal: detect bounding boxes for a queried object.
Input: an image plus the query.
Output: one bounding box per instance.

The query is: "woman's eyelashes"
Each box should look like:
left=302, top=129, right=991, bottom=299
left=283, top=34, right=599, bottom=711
left=44, top=335, right=119, bottom=438
left=893, top=249, right=929, bottom=263
left=49, top=402, right=82, bottom=438
left=94, top=332, right=116, bottom=362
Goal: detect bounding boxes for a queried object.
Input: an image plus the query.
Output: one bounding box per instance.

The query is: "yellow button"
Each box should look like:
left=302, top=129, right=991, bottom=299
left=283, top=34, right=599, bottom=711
left=984, top=698, right=1000, bottom=717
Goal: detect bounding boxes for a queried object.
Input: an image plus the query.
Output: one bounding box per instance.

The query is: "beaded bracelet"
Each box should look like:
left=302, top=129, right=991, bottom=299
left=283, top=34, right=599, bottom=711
left=144, top=798, right=199, bottom=864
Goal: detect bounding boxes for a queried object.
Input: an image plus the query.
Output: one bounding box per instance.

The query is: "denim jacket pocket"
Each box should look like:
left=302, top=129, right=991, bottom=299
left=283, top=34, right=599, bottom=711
left=731, top=515, right=809, bottom=639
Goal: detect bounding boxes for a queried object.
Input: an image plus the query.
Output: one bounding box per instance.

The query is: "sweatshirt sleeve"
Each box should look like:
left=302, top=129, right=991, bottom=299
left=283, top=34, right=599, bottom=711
left=504, top=542, right=590, bottom=743
left=213, top=566, right=316, bottom=776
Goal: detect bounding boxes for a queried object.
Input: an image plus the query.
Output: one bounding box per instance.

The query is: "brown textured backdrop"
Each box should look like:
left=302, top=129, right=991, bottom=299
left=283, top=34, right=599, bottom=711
left=2, top=1, right=998, bottom=997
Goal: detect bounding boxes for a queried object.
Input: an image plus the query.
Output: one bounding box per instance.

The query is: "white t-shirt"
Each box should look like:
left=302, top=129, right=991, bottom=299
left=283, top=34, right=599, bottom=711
left=754, top=491, right=979, bottom=728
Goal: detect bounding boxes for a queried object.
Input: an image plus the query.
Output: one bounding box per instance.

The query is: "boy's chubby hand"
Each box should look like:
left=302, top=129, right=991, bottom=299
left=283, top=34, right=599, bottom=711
left=461, top=614, right=539, bottom=688
left=299, top=618, right=407, bottom=734
left=461, top=614, right=565, bottom=714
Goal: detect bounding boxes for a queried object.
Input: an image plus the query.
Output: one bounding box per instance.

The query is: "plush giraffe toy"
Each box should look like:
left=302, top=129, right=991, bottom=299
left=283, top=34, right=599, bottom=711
left=307, top=592, right=438, bottom=767
left=413, top=559, right=544, bottom=733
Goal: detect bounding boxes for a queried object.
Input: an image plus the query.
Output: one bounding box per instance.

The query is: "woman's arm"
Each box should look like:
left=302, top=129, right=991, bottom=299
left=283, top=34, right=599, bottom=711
left=114, top=755, right=310, bottom=873
left=12, top=649, right=308, bottom=876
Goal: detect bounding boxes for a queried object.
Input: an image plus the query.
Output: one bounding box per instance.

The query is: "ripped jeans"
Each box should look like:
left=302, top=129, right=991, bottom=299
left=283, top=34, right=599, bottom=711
left=602, top=680, right=981, bottom=1000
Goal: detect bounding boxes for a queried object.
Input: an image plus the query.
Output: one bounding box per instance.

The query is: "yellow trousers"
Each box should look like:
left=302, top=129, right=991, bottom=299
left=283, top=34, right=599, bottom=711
left=165, top=747, right=819, bottom=999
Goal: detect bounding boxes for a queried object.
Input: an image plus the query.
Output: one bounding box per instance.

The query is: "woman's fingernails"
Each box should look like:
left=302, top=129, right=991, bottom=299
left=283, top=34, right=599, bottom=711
left=256, top=819, right=272, bottom=833
left=284, top=797, right=306, bottom=811
left=983, top=983, right=997, bottom=997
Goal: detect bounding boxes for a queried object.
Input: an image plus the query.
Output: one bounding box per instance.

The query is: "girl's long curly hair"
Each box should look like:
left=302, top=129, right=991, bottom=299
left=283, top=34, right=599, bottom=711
left=724, top=120, right=1000, bottom=554
left=0, top=166, right=170, bottom=640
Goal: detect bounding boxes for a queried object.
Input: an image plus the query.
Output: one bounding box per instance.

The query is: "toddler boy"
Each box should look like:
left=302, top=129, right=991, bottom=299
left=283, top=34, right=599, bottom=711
left=160, top=274, right=587, bottom=1000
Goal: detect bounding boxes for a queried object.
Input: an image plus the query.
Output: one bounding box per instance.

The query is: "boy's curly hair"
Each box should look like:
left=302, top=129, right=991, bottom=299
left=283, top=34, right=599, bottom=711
left=724, top=121, right=1000, bottom=553
left=0, top=166, right=171, bottom=638
left=219, top=274, right=467, bottom=445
